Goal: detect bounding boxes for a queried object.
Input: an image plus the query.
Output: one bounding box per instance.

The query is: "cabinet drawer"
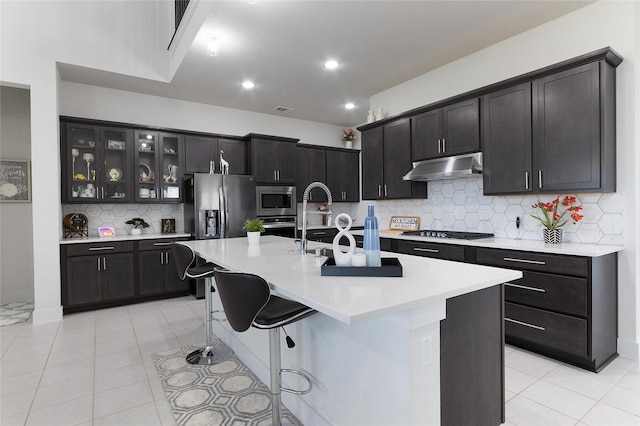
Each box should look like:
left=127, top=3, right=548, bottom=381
left=505, top=271, right=587, bottom=317
left=306, top=228, right=337, bottom=239
left=505, top=302, right=587, bottom=358
left=393, top=240, right=465, bottom=261
left=138, top=238, right=191, bottom=251
left=476, top=248, right=588, bottom=277
left=65, top=241, right=134, bottom=256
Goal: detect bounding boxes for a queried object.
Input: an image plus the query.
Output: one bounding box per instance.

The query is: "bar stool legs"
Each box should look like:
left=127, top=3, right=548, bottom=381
left=186, top=277, right=233, bottom=365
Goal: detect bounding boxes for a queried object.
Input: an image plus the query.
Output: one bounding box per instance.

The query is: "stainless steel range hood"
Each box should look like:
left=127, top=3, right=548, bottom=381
left=402, top=152, right=483, bottom=181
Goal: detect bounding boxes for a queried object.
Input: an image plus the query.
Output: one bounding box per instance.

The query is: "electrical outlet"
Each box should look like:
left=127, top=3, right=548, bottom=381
left=420, top=335, right=433, bottom=368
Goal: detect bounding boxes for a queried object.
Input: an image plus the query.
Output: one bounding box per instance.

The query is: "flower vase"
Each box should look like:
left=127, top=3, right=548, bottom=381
left=543, top=229, right=563, bottom=244
left=130, top=228, right=141, bottom=235
left=345, top=141, right=353, bottom=149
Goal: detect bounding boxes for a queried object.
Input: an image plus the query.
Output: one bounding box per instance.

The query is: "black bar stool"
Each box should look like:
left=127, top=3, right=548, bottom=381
left=213, top=267, right=317, bottom=426
left=171, top=243, right=233, bottom=365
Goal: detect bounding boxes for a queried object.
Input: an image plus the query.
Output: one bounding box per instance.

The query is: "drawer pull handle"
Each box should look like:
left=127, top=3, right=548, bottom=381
left=89, top=246, right=115, bottom=251
left=503, top=257, right=545, bottom=265
left=313, top=232, right=326, bottom=236
left=414, top=247, right=439, bottom=253
left=505, top=317, right=546, bottom=331
left=505, top=283, right=546, bottom=293
left=153, top=242, right=172, bottom=246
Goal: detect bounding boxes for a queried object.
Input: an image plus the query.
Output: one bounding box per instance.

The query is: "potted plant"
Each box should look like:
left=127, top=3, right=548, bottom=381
left=531, top=195, right=584, bottom=243
left=341, top=128, right=357, bottom=149
left=125, top=217, right=150, bottom=235
left=242, top=218, right=265, bottom=245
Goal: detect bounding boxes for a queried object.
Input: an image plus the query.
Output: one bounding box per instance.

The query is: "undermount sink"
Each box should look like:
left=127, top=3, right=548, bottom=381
left=306, top=247, right=333, bottom=257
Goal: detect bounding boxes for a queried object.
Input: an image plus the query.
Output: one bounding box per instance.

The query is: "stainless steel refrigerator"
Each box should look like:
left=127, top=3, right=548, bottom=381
left=184, top=174, right=257, bottom=240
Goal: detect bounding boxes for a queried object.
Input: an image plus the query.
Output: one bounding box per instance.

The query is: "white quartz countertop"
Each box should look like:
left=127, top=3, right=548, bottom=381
left=60, top=232, right=191, bottom=244
left=355, top=231, right=623, bottom=257
left=182, top=236, right=521, bottom=324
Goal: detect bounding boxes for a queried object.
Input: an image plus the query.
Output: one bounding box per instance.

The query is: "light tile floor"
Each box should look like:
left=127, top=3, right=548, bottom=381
left=1, top=296, right=638, bottom=426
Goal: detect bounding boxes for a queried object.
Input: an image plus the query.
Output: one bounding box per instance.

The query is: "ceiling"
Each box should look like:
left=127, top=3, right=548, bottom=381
left=60, top=1, right=592, bottom=127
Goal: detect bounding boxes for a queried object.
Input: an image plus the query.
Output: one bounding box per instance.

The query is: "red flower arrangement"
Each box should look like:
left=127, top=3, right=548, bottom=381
left=531, top=195, right=584, bottom=230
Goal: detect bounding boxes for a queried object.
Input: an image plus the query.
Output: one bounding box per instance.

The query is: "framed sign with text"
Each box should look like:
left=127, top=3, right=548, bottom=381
left=389, top=216, right=420, bottom=232
left=0, top=159, right=30, bottom=202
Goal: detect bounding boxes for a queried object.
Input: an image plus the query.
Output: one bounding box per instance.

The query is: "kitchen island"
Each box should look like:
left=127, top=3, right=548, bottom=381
left=182, top=236, right=522, bottom=426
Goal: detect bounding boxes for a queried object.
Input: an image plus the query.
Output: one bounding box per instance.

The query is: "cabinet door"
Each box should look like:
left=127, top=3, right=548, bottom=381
left=361, top=127, right=384, bottom=199
left=164, top=250, right=188, bottom=292
left=102, top=253, right=135, bottom=301
left=251, top=139, right=277, bottom=182
left=66, top=256, right=102, bottom=306
left=411, top=109, right=441, bottom=160
left=138, top=250, right=166, bottom=295
left=326, top=150, right=360, bottom=202
left=218, top=138, right=247, bottom=175
left=482, top=83, right=533, bottom=194
left=64, top=123, right=100, bottom=202
left=275, top=141, right=297, bottom=183
left=185, top=135, right=216, bottom=174
left=101, top=126, right=132, bottom=202
left=296, top=147, right=308, bottom=202
left=134, top=130, right=159, bottom=202
left=159, top=132, right=183, bottom=202
left=533, top=62, right=601, bottom=192
left=382, top=118, right=413, bottom=199
left=442, top=98, right=480, bottom=156
left=306, top=147, right=327, bottom=202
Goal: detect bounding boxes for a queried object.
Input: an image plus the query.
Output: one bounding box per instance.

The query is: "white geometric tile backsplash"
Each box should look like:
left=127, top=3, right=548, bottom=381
left=63, top=175, right=624, bottom=245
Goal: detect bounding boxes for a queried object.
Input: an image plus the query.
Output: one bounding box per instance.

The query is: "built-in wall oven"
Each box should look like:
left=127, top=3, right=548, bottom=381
left=255, top=185, right=297, bottom=238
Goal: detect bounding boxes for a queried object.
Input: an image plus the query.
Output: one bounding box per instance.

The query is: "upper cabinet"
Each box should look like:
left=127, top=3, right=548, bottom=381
left=133, top=130, right=184, bottom=203
left=184, top=135, right=247, bottom=175
left=362, top=118, right=426, bottom=200
left=483, top=58, right=618, bottom=195
left=62, top=121, right=132, bottom=203
left=247, top=135, right=298, bottom=184
left=297, top=146, right=327, bottom=202
left=412, top=98, right=480, bottom=161
left=326, top=148, right=360, bottom=202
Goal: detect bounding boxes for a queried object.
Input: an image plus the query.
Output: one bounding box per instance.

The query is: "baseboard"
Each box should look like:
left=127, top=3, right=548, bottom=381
left=32, top=305, right=63, bottom=324
left=617, top=337, right=640, bottom=361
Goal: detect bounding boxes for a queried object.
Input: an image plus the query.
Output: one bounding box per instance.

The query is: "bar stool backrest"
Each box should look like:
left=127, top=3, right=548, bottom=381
left=171, top=243, right=196, bottom=281
left=213, top=269, right=271, bottom=332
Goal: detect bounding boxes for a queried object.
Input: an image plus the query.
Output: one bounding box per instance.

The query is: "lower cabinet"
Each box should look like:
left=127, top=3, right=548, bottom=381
left=392, top=239, right=465, bottom=261
left=138, top=239, right=190, bottom=295
left=61, top=237, right=191, bottom=313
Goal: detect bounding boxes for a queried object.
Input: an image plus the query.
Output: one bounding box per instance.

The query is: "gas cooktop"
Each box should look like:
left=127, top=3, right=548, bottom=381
left=401, top=230, right=495, bottom=240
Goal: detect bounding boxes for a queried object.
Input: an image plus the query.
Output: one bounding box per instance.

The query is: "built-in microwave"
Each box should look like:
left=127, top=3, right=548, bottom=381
left=256, top=185, right=297, bottom=217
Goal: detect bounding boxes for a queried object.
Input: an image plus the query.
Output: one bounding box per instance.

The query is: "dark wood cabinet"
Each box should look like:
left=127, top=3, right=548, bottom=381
left=475, top=247, right=617, bottom=372
left=133, top=130, right=184, bottom=203
left=482, top=83, right=533, bottom=194
left=248, top=136, right=298, bottom=184
left=61, top=121, right=133, bottom=203
left=61, top=238, right=190, bottom=313
left=362, top=118, right=426, bottom=200
left=296, top=146, right=327, bottom=202
left=62, top=241, right=135, bottom=310
left=412, top=98, right=480, bottom=161
left=326, top=149, right=360, bottom=202
left=533, top=61, right=615, bottom=192
left=392, top=239, right=465, bottom=262
left=483, top=60, right=617, bottom=195
left=137, top=238, right=189, bottom=296
left=184, top=135, right=246, bottom=175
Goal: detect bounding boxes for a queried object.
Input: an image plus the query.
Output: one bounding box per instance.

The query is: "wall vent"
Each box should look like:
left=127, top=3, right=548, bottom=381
left=273, top=106, right=294, bottom=113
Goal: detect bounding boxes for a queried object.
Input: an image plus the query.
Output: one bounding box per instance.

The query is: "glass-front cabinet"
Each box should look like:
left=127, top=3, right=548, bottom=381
left=63, top=122, right=132, bottom=203
left=134, top=130, right=183, bottom=203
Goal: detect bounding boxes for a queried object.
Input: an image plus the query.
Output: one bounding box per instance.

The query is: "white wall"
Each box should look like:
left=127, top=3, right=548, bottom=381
left=369, top=1, right=639, bottom=360
left=0, top=86, right=34, bottom=304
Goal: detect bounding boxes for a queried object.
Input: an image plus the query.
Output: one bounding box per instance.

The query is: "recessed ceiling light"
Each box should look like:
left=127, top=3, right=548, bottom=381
left=242, top=81, right=255, bottom=89
left=345, top=103, right=356, bottom=110
left=324, top=60, right=339, bottom=70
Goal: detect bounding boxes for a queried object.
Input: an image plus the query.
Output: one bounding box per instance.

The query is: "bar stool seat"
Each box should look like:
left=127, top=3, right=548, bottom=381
left=213, top=268, right=316, bottom=426
left=171, top=242, right=233, bottom=365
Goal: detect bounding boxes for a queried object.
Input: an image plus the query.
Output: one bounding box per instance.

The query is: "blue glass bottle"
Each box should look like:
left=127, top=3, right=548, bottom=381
left=363, top=205, right=381, bottom=267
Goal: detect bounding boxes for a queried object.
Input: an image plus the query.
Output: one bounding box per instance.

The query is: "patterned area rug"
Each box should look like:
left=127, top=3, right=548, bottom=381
left=153, top=345, right=303, bottom=426
left=0, top=302, right=34, bottom=326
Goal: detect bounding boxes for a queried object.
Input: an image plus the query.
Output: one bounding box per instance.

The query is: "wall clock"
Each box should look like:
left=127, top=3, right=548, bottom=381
left=63, top=213, right=89, bottom=238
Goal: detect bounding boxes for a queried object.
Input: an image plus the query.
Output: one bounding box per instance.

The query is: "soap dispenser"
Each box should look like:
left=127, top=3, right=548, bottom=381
left=363, top=205, right=382, bottom=267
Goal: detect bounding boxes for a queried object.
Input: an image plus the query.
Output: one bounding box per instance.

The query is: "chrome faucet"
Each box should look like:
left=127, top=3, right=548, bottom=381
left=299, top=182, right=333, bottom=254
